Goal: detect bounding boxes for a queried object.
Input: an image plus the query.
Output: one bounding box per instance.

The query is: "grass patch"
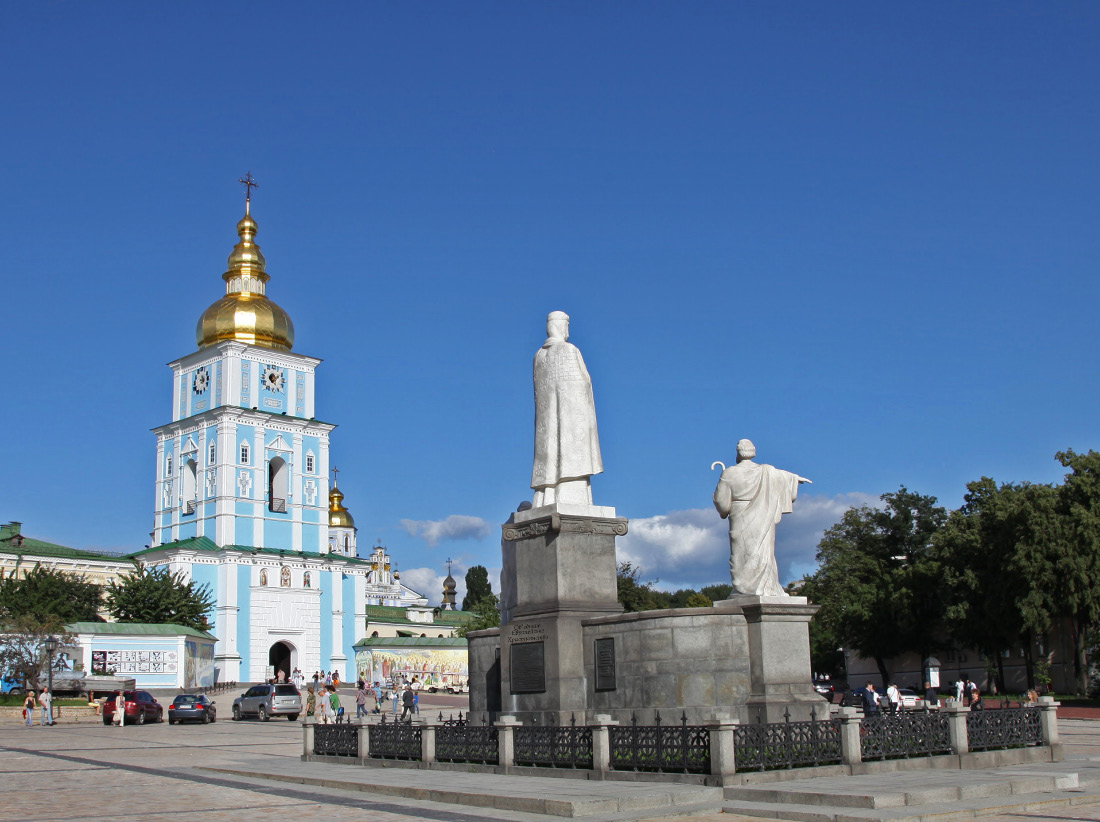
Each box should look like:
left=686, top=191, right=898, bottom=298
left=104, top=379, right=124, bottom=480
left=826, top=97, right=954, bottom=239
left=0, top=694, right=89, bottom=707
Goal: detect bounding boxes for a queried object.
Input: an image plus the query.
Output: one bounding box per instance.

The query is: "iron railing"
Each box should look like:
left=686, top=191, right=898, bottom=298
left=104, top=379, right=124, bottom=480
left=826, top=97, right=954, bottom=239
left=734, top=710, right=842, bottom=771
left=966, top=706, right=1042, bottom=751
left=436, top=718, right=499, bottom=764
left=314, top=723, right=358, bottom=757
left=369, top=714, right=422, bottom=759
left=860, top=709, right=951, bottom=760
left=609, top=711, right=711, bottom=774
left=514, top=715, right=593, bottom=768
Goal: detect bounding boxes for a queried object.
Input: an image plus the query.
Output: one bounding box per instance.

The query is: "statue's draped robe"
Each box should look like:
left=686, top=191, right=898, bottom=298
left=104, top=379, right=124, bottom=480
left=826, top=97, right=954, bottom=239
left=713, top=461, right=801, bottom=596
left=531, top=340, right=603, bottom=491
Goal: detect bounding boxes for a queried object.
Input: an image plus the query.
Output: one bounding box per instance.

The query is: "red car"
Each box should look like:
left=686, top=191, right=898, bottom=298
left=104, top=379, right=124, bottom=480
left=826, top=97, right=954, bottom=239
left=102, top=690, right=163, bottom=725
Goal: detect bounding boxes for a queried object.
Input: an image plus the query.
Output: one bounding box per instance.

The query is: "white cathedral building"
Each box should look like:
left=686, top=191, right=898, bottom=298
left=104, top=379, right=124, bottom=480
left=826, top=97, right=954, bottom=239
left=131, top=195, right=429, bottom=682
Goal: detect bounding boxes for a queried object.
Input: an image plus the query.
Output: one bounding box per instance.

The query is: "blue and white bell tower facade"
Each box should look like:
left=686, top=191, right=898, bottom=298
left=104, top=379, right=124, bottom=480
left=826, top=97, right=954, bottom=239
left=153, top=342, right=332, bottom=551
left=138, top=196, right=372, bottom=684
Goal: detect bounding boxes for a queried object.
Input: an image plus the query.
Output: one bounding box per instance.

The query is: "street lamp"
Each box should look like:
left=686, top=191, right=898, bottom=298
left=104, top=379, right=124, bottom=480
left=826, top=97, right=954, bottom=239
left=43, top=635, right=58, bottom=701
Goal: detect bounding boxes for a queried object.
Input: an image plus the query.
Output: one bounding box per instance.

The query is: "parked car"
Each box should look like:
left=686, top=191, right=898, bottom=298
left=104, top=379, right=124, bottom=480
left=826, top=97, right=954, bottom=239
left=168, top=693, right=217, bottom=724
left=102, top=690, right=163, bottom=725
left=232, top=683, right=300, bottom=721
left=895, top=688, right=925, bottom=710
left=446, top=680, right=469, bottom=695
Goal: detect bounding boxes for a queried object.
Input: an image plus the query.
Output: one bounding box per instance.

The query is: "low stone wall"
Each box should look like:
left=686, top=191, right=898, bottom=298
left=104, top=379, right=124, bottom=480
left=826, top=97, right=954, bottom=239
left=1, top=705, right=101, bottom=723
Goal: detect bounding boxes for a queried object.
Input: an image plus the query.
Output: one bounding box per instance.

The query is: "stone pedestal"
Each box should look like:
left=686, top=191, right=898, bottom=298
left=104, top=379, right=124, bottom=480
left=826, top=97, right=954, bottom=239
left=498, top=505, right=626, bottom=724
left=719, top=594, right=822, bottom=723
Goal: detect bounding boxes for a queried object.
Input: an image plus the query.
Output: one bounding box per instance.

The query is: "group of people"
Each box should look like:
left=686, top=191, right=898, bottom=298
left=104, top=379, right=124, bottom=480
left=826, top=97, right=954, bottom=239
left=304, top=683, right=342, bottom=723
left=21, top=687, right=54, bottom=726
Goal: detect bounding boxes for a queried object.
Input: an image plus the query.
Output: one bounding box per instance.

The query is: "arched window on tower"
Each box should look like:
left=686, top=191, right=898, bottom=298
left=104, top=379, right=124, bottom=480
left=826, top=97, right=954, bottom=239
left=182, top=459, right=197, bottom=515
left=269, top=456, right=288, bottom=512
left=344, top=535, right=349, bottom=553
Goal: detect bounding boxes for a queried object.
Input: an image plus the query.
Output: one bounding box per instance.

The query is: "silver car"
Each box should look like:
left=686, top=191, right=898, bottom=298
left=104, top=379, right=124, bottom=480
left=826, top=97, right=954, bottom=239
left=231, top=683, right=301, bottom=721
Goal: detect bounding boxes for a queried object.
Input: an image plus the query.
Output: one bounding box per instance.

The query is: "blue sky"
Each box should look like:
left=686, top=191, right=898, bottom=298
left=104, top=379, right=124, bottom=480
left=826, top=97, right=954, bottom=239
left=1, top=2, right=1097, bottom=603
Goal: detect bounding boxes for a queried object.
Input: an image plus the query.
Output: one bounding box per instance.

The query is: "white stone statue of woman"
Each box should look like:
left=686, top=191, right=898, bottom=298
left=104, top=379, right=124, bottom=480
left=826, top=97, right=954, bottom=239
left=531, top=311, right=603, bottom=507
left=713, top=439, right=811, bottom=597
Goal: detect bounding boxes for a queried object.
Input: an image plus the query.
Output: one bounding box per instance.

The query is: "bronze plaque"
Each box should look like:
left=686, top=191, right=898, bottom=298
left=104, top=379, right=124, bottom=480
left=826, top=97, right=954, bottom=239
left=509, top=641, right=546, bottom=694
left=595, top=638, right=616, bottom=691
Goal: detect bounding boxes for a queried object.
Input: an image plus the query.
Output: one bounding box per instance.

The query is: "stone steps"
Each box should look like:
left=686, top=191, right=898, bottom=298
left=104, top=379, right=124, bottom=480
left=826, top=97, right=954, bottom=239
left=721, top=765, right=1100, bottom=822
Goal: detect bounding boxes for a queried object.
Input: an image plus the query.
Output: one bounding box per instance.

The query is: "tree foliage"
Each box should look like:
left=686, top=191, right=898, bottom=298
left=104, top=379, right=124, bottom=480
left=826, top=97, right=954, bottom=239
left=455, top=594, right=501, bottom=637
left=461, top=565, right=494, bottom=612
left=804, top=487, right=947, bottom=684
left=104, top=563, right=214, bottom=631
left=0, top=564, right=102, bottom=624
left=615, top=563, right=722, bottom=612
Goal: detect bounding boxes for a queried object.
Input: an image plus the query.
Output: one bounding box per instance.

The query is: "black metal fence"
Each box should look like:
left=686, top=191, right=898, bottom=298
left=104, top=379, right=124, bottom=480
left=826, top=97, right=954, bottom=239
left=609, top=711, right=711, bottom=774
left=514, top=715, right=594, bottom=768
left=436, top=716, right=500, bottom=764
left=861, top=709, right=951, bottom=760
left=734, top=711, right=843, bottom=771
left=369, top=714, right=423, bottom=759
left=314, top=723, right=358, bottom=757
left=966, top=706, right=1042, bottom=751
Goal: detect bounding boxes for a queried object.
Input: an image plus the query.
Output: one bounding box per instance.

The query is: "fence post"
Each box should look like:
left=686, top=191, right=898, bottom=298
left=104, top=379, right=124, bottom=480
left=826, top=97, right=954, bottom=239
left=707, top=718, right=738, bottom=777
left=836, top=707, right=862, bottom=766
left=419, top=718, right=437, bottom=764
left=943, top=699, right=970, bottom=755
left=358, top=721, right=371, bottom=759
left=495, top=715, right=522, bottom=768
left=591, top=714, right=618, bottom=773
left=302, top=716, right=316, bottom=757
left=1037, top=696, right=1061, bottom=747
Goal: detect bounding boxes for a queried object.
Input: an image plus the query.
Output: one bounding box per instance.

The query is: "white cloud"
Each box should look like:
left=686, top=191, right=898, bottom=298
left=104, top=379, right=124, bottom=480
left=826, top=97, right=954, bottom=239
left=399, top=567, right=448, bottom=603
left=618, top=492, right=880, bottom=591
left=400, top=515, right=490, bottom=547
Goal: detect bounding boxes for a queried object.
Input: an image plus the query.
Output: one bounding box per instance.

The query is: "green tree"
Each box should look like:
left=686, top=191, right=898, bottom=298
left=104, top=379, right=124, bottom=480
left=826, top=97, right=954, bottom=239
left=455, top=594, right=501, bottom=637
left=1054, top=449, right=1100, bottom=693
left=616, top=562, right=663, bottom=612
left=0, top=564, right=102, bottom=623
left=932, top=479, right=1051, bottom=691
left=104, top=563, right=214, bottom=631
left=700, top=583, right=733, bottom=603
left=805, top=487, right=947, bottom=684
left=461, top=565, right=493, bottom=611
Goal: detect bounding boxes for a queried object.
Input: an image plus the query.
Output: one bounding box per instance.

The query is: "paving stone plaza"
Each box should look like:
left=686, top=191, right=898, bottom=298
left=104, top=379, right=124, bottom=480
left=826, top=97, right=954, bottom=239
left=5, top=702, right=1100, bottom=822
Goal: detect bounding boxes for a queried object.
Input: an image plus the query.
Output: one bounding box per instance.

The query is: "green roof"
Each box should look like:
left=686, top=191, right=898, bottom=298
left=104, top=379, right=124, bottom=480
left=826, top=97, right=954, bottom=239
left=353, top=636, right=468, bottom=649
left=132, top=536, right=375, bottom=567
left=0, top=523, right=133, bottom=562
left=66, top=622, right=217, bottom=640
left=435, top=610, right=475, bottom=624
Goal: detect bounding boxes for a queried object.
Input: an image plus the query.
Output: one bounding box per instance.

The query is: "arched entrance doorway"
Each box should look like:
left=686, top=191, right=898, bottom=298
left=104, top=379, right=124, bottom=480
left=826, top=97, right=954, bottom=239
left=268, top=641, right=294, bottom=681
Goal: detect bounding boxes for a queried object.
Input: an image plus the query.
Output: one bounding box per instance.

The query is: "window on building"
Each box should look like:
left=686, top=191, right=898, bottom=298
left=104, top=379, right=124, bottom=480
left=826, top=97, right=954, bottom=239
left=240, top=442, right=250, bottom=464
left=280, top=566, right=291, bottom=587
left=208, top=441, right=216, bottom=464
left=182, top=459, right=197, bottom=514
left=166, top=454, right=173, bottom=477
left=268, top=456, right=288, bottom=512
left=305, top=452, right=315, bottom=473
left=344, top=535, right=349, bottom=552
left=303, top=572, right=311, bottom=589
left=371, top=631, right=379, bottom=638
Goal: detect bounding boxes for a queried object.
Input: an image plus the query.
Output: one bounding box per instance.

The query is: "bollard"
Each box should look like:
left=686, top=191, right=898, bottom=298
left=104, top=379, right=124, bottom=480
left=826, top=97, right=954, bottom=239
left=836, top=707, right=862, bottom=766
left=943, top=699, right=970, bottom=755
left=590, top=714, right=619, bottom=773
left=419, top=718, right=437, bottom=764
left=358, top=720, right=370, bottom=759
left=707, top=716, right=739, bottom=777
left=1037, top=696, right=1061, bottom=746
left=495, top=715, right=522, bottom=768
left=302, top=716, right=316, bottom=757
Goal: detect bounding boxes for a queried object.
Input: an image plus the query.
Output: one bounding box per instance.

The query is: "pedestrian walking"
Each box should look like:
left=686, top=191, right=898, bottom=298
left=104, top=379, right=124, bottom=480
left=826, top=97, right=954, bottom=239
left=886, top=682, right=901, bottom=713
left=391, top=686, right=400, bottom=715
left=955, top=677, right=965, bottom=702
left=400, top=685, right=415, bottom=722
left=372, top=681, right=383, bottom=714
left=113, top=692, right=126, bottom=727
left=862, top=682, right=881, bottom=715
left=328, top=685, right=341, bottom=723
left=39, top=687, right=53, bottom=726
left=924, top=681, right=939, bottom=708
left=23, top=692, right=35, bottom=727
left=355, top=683, right=369, bottom=719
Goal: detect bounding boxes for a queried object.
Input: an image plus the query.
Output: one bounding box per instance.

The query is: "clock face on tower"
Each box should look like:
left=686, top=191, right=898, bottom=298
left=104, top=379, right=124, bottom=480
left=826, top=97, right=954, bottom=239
left=262, top=364, right=286, bottom=393
left=192, top=366, right=210, bottom=394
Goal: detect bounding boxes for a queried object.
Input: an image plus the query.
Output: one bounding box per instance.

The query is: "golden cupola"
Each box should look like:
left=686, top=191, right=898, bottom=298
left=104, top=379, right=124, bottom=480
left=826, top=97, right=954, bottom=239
left=196, top=201, right=295, bottom=351
left=328, top=483, right=356, bottom=528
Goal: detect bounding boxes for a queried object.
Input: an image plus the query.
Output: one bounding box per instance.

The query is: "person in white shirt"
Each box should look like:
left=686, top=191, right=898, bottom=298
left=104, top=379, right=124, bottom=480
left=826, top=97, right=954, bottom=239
left=955, top=678, right=965, bottom=702
left=886, top=683, right=901, bottom=713
left=39, top=687, right=53, bottom=726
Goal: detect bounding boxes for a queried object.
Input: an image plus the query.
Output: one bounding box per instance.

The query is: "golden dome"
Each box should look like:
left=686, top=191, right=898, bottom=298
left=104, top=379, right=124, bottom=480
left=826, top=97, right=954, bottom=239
left=329, top=484, right=356, bottom=528
left=197, top=208, right=295, bottom=351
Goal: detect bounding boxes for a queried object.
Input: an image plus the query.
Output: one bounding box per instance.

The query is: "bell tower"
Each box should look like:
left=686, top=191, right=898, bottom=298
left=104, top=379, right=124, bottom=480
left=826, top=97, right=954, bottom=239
left=152, top=183, right=335, bottom=551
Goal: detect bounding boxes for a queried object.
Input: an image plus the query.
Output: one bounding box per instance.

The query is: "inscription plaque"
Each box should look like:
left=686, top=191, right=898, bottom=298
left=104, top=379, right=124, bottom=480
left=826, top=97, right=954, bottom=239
left=509, top=641, right=546, bottom=694
left=595, top=637, right=616, bottom=691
